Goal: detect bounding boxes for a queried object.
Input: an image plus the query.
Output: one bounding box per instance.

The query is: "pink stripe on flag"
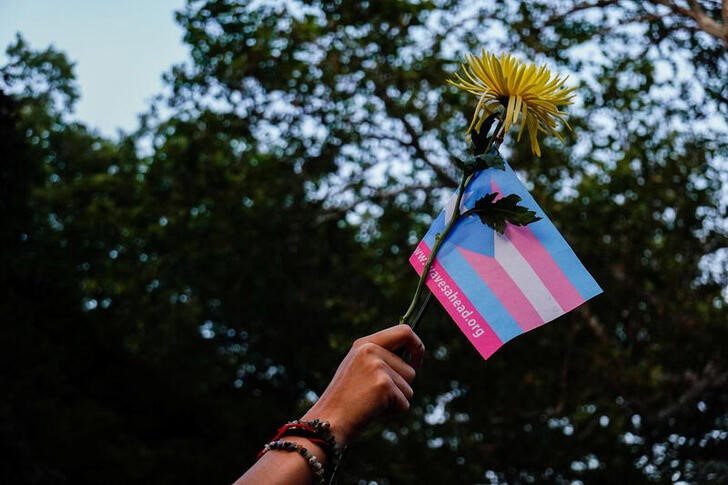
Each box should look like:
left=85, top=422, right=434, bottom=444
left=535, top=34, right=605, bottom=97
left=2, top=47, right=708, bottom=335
left=491, top=180, right=585, bottom=312
left=409, top=241, right=503, bottom=360
left=503, top=225, right=585, bottom=313
left=457, top=247, right=544, bottom=331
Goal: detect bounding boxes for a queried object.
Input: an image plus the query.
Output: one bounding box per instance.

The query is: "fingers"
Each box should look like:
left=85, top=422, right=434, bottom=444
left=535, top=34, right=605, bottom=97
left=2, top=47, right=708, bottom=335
left=385, top=365, right=414, bottom=401
left=356, top=324, right=425, bottom=366
left=378, top=347, right=416, bottom=383
left=353, top=342, right=415, bottom=411
left=375, top=370, right=412, bottom=412
left=354, top=341, right=416, bottom=383
left=387, top=381, right=411, bottom=412
left=346, top=325, right=426, bottom=416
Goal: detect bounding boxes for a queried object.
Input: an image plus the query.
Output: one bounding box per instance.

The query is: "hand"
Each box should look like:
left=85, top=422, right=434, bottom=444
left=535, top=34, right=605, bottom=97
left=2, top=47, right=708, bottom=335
left=301, top=324, right=425, bottom=446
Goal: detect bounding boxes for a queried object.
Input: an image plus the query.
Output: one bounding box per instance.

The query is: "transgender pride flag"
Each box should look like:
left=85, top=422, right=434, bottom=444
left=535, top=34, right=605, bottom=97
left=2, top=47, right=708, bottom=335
left=409, top=162, right=602, bottom=360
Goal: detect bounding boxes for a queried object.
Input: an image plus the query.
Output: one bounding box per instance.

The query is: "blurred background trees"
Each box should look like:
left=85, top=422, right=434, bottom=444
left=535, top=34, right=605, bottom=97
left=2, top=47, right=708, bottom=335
left=1, top=0, right=726, bottom=483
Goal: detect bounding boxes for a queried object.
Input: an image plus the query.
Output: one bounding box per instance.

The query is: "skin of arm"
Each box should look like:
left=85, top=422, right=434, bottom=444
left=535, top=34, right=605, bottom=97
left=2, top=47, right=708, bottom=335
left=234, top=324, right=425, bottom=485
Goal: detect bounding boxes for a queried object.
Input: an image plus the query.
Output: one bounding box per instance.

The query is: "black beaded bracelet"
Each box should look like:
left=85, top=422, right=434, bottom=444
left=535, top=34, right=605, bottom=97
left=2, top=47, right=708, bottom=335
left=280, top=419, right=338, bottom=455
left=261, top=440, right=326, bottom=484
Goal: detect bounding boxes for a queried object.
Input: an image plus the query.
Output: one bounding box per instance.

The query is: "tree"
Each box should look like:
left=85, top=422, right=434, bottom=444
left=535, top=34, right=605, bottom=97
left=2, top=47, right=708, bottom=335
left=165, top=0, right=727, bottom=481
left=1, top=34, right=396, bottom=484
left=2, top=0, right=727, bottom=482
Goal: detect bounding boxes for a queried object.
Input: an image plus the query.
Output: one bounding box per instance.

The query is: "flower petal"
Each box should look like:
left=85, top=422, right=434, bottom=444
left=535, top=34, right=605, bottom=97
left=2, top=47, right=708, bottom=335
left=448, top=50, right=575, bottom=155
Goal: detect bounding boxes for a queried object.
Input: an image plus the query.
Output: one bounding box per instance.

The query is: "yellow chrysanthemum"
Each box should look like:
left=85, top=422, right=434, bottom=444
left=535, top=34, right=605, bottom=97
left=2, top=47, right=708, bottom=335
left=448, top=50, right=576, bottom=156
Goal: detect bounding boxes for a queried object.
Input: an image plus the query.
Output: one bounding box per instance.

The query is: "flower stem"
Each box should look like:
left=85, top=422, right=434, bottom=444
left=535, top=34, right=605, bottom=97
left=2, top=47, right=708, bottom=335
left=400, top=124, right=501, bottom=327
left=399, top=171, right=472, bottom=326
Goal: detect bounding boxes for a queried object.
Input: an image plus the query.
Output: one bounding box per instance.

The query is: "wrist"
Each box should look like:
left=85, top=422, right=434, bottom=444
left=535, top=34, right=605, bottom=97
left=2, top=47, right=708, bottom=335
left=301, top=405, right=350, bottom=447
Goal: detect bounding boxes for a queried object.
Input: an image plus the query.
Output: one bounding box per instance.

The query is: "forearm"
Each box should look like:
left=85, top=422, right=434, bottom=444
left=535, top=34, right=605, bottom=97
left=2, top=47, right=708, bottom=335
left=233, top=436, right=327, bottom=485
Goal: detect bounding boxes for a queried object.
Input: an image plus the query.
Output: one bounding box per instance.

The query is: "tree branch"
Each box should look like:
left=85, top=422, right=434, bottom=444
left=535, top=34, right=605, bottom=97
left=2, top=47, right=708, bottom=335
left=543, top=0, right=620, bottom=27
left=400, top=115, right=458, bottom=186
left=315, top=183, right=438, bottom=223
left=654, top=361, right=728, bottom=422
left=688, top=0, right=727, bottom=39
left=577, top=305, right=609, bottom=343
left=650, top=0, right=727, bottom=44
left=373, top=83, right=458, bottom=187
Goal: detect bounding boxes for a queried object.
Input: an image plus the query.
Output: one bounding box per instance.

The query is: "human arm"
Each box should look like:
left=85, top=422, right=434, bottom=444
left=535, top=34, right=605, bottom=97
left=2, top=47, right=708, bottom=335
left=234, top=324, right=425, bottom=485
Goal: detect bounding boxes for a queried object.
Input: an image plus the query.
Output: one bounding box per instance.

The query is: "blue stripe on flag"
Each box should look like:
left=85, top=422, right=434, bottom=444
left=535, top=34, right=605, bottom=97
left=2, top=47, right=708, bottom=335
left=423, top=211, right=446, bottom=248
left=437, top=243, right=523, bottom=343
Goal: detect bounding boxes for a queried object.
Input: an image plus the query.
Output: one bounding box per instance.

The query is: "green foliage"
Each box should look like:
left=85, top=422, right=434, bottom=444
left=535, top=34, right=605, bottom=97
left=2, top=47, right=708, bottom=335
left=468, top=192, right=541, bottom=234
left=2, top=0, right=728, bottom=483
left=2, top=33, right=79, bottom=115
left=470, top=115, right=500, bottom=155
left=454, top=151, right=507, bottom=176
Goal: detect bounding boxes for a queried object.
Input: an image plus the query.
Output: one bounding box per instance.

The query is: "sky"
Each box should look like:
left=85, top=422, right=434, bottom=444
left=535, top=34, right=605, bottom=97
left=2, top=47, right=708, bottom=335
left=0, top=0, right=188, bottom=137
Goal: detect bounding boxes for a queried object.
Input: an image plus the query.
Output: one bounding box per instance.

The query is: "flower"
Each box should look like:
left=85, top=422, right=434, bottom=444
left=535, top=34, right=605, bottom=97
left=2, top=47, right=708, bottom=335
left=448, top=50, right=576, bottom=156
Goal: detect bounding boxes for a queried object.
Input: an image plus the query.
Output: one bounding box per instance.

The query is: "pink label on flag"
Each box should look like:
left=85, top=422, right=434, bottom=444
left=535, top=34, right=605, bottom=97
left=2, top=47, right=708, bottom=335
left=410, top=241, right=503, bottom=360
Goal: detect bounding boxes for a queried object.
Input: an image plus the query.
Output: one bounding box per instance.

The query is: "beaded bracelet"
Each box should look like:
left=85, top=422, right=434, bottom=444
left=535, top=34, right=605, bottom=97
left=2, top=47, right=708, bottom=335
left=257, top=419, right=346, bottom=484
left=260, top=440, right=325, bottom=484
left=276, top=419, right=338, bottom=456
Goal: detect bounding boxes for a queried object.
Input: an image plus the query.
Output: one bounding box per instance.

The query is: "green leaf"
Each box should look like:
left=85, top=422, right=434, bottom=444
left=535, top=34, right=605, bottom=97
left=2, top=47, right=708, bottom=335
left=473, top=151, right=506, bottom=171
left=471, top=115, right=498, bottom=155
left=469, top=192, right=541, bottom=234
left=460, top=150, right=506, bottom=176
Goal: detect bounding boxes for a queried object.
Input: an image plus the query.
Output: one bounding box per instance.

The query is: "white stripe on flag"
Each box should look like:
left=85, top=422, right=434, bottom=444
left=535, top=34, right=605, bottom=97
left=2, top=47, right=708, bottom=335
left=493, top=232, right=564, bottom=323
